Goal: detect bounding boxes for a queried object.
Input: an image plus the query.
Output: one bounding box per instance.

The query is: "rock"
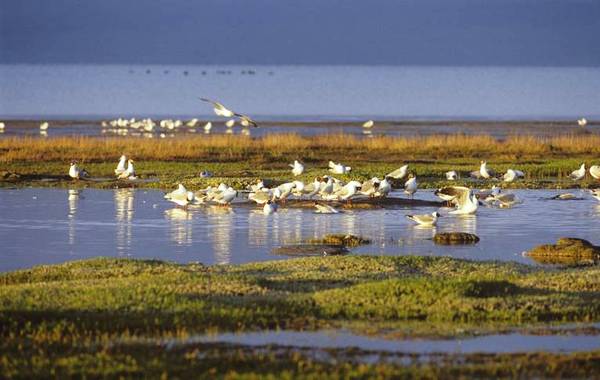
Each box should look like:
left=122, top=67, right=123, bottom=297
left=526, top=238, right=600, bottom=265
left=307, top=234, right=370, bottom=247
left=433, top=232, right=480, bottom=245
left=272, top=244, right=349, bottom=256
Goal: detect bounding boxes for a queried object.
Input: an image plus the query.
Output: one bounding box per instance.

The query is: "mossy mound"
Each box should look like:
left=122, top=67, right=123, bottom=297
left=526, top=238, right=600, bottom=265
left=433, top=232, right=480, bottom=245
left=308, top=234, right=371, bottom=247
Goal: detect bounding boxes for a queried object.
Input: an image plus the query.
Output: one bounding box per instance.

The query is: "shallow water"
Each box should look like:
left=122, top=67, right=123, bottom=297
left=0, top=188, right=599, bottom=272
left=190, top=327, right=600, bottom=355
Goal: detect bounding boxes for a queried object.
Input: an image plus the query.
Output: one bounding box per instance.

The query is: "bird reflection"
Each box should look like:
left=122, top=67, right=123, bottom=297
left=67, top=189, right=82, bottom=245
left=453, top=214, right=478, bottom=235
left=206, top=206, right=233, bottom=264
left=248, top=209, right=269, bottom=246
left=165, top=208, right=193, bottom=246
left=114, top=189, right=134, bottom=256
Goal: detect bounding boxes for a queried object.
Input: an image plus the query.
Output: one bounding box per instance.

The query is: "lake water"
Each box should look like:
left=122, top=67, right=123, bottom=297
left=1, top=65, right=600, bottom=120
left=1, top=188, right=599, bottom=272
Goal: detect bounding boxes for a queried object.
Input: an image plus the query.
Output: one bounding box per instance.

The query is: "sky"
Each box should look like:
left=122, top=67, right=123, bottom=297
left=1, top=0, right=600, bottom=66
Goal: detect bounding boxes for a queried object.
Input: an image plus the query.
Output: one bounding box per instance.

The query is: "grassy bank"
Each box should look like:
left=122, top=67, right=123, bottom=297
left=2, top=134, right=600, bottom=190
left=1, top=256, right=599, bottom=377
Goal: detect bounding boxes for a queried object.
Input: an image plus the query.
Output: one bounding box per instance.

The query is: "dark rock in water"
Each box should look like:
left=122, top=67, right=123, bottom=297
left=433, top=232, right=480, bottom=245
left=307, top=234, right=370, bottom=247
left=526, top=238, right=600, bottom=265
left=273, top=244, right=349, bottom=256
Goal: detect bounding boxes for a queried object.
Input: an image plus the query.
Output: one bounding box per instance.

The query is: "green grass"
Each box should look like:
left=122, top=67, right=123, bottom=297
left=1, top=256, right=599, bottom=377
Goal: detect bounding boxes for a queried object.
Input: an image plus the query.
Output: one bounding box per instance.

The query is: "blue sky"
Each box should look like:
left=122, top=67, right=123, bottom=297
left=1, top=0, right=599, bottom=66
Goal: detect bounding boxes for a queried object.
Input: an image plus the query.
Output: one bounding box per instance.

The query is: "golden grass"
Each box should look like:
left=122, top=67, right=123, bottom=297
left=1, top=133, right=600, bottom=163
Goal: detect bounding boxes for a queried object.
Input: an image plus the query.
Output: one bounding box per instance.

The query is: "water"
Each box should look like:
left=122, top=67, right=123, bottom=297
left=188, top=327, right=600, bottom=355
left=1, top=188, right=599, bottom=272
left=2, top=65, right=600, bottom=120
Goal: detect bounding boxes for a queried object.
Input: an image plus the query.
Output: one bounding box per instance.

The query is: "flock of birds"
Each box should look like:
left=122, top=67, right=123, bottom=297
left=68, top=157, right=600, bottom=226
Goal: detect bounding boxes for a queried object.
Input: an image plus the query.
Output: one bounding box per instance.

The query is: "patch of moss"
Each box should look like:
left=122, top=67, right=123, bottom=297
left=308, top=234, right=371, bottom=247
left=526, top=238, right=600, bottom=265
left=433, top=232, right=480, bottom=245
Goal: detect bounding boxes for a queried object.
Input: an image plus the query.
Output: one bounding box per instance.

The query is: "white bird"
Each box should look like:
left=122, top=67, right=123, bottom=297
left=446, top=170, right=458, bottom=180
left=406, top=211, right=441, bottom=227
left=578, top=118, right=588, bottom=127
left=589, top=165, right=600, bottom=180
left=569, top=163, right=586, bottom=181
left=449, top=189, right=479, bottom=215
left=203, top=122, right=212, bottom=133
left=40, top=122, right=49, bottom=130
left=225, top=119, right=236, bottom=128
left=314, top=202, right=339, bottom=214
left=249, top=180, right=265, bottom=193
left=476, top=185, right=501, bottom=200
left=292, top=180, right=305, bottom=196
left=0, top=122, right=5, bottom=130
left=68, top=162, right=88, bottom=179
left=589, top=189, right=600, bottom=201
left=214, top=187, right=238, bottom=205
left=404, top=174, right=418, bottom=197
left=503, top=169, right=524, bottom=183
left=319, top=176, right=335, bottom=197
left=479, top=161, right=495, bottom=179
left=360, top=178, right=381, bottom=197
left=434, top=186, right=471, bottom=205
left=290, top=160, right=304, bottom=176
left=118, top=159, right=136, bottom=180
left=488, top=193, right=521, bottom=208
left=274, top=182, right=296, bottom=201
left=114, top=155, right=127, bottom=175
left=200, top=98, right=236, bottom=118
left=238, top=114, right=258, bottom=128
left=362, top=120, right=374, bottom=128
left=328, top=161, right=351, bottom=174
left=186, top=118, right=199, bottom=128
left=263, top=200, right=278, bottom=215
left=249, top=190, right=272, bottom=205
left=386, top=165, right=408, bottom=180
left=375, top=177, right=391, bottom=198
left=303, top=178, right=322, bottom=198
left=164, top=184, right=196, bottom=207
left=331, top=181, right=362, bottom=202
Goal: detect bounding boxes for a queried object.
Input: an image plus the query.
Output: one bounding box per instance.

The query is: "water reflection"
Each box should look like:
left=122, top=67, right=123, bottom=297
left=206, top=206, right=234, bottom=264
left=67, top=189, right=82, bottom=246
left=115, top=189, right=134, bottom=256
left=165, top=208, right=193, bottom=246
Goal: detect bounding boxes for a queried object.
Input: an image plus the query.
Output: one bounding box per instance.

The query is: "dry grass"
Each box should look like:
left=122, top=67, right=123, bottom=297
left=1, top=133, right=600, bottom=163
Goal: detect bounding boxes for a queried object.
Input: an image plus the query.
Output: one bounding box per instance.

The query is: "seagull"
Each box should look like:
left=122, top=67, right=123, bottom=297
left=406, top=211, right=441, bottom=227
left=186, top=118, right=199, bottom=128
left=589, top=189, right=600, bottom=201
left=479, top=161, right=495, bottom=179
left=263, top=200, right=278, bottom=215
left=404, top=174, right=418, bottom=197
left=225, top=119, right=236, bottom=128
left=590, top=165, right=600, bottom=180
left=249, top=180, right=265, bottom=193
left=290, top=160, right=304, bottom=176
left=503, top=169, right=524, bottom=183
left=238, top=114, right=258, bottom=128
left=360, top=178, right=380, bottom=197
left=203, top=122, right=212, bottom=133
left=118, top=159, right=136, bottom=180
left=328, top=161, right=351, bottom=174
left=69, top=162, right=88, bottom=179
left=476, top=185, right=501, bottom=199
left=164, top=184, right=196, bottom=207
left=319, top=176, right=335, bottom=197
left=362, top=120, right=374, bottom=128
left=551, top=193, right=578, bottom=200
left=330, top=181, right=362, bottom=202
left=292, top=180, right=305, bottom=196
left=314, top=202, right=339, bottom=214
left=0, top=122, right=5, bottom=131
left=446, top=171, right=458, bottom=180
left=448, top=188, right=478, bottom=215
left=578, top=118, right=588, bottom=127
left=434, top=186, right=471, bottom=206
left=40, top=122, right=49, bottom=130
left=487, top=193, right=521, bottom=208
left=569, top=163, right=586, bottom=181
left=303, top=178, right=322, bottom=198
left=213, top=187, right=238, bottom=205
left=249, top=190, right=272, bottom=205
left=199, top=98, right=236, bottom=118
left=375, top=177, right=391, bottom=198
left=274, top=182, right=296, bottom=202
left=386, top=165, right=408, bottom=180
left=114, top=155, right=127, bottom=175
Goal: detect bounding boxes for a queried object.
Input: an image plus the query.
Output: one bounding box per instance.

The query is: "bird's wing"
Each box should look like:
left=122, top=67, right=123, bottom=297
left=199, top=97, right=225, bottom=110
left=235, top=113, right=258, bottom=128
left=386, top=165, right=407, bottom=179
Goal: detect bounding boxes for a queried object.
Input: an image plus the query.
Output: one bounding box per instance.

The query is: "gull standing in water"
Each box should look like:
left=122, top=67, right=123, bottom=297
left=387, top=164, right=408, bottom=180
left=290, top=160, right=304, bottom=176
left=165, top=184, right=196, bottom=207
left=406, top=212, right=441, bottom=227
left=69, top=162, right=89, bottom=180
left=589, top=165, right=600, bottom=180
left=362, top=120, right=374, bottom=129
left=114, top=155, right=127, bottom=176
left=404, top=174, right=418, bottom=197
left=448, top=188, right=479, bottom=215
left=569, top=163, right=586, bottom=181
